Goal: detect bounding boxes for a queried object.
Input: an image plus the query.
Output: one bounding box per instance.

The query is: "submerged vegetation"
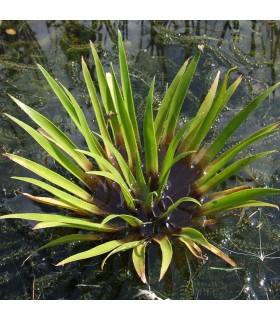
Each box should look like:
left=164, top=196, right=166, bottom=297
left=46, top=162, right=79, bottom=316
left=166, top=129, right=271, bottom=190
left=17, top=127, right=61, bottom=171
left=1, top=31, right=280, bottom=284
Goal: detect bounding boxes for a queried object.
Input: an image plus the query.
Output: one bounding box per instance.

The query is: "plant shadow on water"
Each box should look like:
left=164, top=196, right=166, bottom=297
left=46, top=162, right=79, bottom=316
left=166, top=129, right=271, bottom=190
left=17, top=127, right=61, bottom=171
left=1, top=20, right=280, bottom=300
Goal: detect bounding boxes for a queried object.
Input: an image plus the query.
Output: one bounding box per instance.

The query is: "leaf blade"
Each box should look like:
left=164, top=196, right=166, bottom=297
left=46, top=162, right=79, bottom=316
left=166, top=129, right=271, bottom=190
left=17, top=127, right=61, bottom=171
left=160, top=50, right=201, bottom=146
left=89, top=41, right=123, bottom=147
left=21, top=194, right=90, bottom=214
left=12, top=176, right=105, bottom=215
left=153, top=235, right=173, bottom=281
left=5, top=113, right=95, bottom=189
left=3, top=153, right=92, bottom=201
left=178, top=227, right=210, bottom=247
left=56, top=239, right=124, bottom=266
left=196, top=151, right=276, bottom=194
left=0, top=213, right=118, bottom=232
left=59, top=82, right=106, bottom=159
left=101, top=214, right=143, bottom=227
left=101, top=240, right=141, bottom=269
left=9, top=95, right=92, bottom=171
left=132, top=242, right=147, bottom=283
left=196, top=121, right=280, bottom=187
left=204, top=81, right=280, bottom=163
left=200, top=243, right=237, bottom=267
left=118, top=31, right=141, bottom=149
left=81, top=57, right=113, bottom=157
left=154, top=60, right=189, bottom=143
left=196, top=188, right=280, bottom=216
left=36, top=234, right=104, bottom=250
left=87, top=170, right=135, bottom=209
left=181, top=71, right=220, bottom=152
left=159, top=197, right=201, bottom=220
left=143, top=77, right=158, bottom=177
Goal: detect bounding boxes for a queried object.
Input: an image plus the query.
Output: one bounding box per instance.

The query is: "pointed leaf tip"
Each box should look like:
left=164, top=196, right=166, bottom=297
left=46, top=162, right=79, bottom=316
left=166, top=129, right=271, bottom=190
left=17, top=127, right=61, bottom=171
left=153, top=235, right=173, bottom=281
left=132, top=242, right=147, bottom=284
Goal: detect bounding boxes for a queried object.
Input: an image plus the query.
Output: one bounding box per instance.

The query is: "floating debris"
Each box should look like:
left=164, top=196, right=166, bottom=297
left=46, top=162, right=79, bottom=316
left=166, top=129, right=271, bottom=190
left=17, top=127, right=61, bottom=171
left=5, top=28, right=17, bottom=36
left=134, top=289, right=169, bottom=300
left=198, top=44, right=205, bottom=52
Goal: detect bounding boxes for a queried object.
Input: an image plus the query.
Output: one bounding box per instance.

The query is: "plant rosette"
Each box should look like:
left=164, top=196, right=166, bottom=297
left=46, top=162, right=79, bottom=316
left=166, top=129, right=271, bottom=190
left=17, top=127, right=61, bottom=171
left=1, top=31, right=280, bottom=284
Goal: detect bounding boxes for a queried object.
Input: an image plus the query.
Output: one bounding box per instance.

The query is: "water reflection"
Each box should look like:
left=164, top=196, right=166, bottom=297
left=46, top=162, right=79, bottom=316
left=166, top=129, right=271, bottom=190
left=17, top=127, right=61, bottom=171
left=0, top=20, right=280, bottom=299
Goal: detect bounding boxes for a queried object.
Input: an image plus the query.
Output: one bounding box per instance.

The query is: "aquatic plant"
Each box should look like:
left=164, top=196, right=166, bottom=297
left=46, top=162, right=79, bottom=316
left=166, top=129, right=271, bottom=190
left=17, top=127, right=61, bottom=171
left=1, top=31, right=280, bottom=284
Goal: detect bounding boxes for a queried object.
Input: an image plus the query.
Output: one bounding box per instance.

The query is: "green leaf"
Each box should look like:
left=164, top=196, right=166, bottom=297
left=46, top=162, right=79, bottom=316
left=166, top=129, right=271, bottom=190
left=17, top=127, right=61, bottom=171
left=154, top=60, right=189, bottom=143
left=33, top=221, right=78, bottom=229
left=79, top=149, right=124, bottom=179
left=93, top=132, right=137, bottom=188
left=186, top=69, right=241, bottom=152
left=132, top=242, right=147, bottom=283
left=77, top=149, right=133, bottom=197
left=81, top=57, right=113, bottom=158
left=196, top=151, right=276, bottom=194
left=12, top=176, right=106, bottom=215
left=196, top=188, right=280, bottom=216
left=79, top=149, right=136, bottom=206
left=36, top=64, right=80, bottom=126
left=109, top=65, right=145, bottom=184
left=178, top=237, right=203, bottom=259
left=101, top=214, right=143, bottom=227
left=78, top=147, right=136, bottom=199
left=159, top=197, right=201, bottom=220
left=111, top=64, right=138, bottom=168
left=179, top=235, right=236, bottom=267
left=101, top=240, right=141, bottom=269
left=145, top=191, right=158, bottom=209
left=0, top=213, right=118, bottom=232
left=9, top=95, right=93, bottom=172
left=200, top=243, right=237, bottom=267
left=56, top=239, right=124, bottom=266
left=203, top=81, right=280, bottom=164
left=5, top=114, right=95, bottom=190
left=178, top=75, right=241, bottom=154
left=143, top=77, right=158, bottom=177
left=196, top=121, right=280, bottom=187
left=153, top=235, right=173, bottom=281
left=220, top=72, right=242, bottom=107
left=118, top=31, right=141, bottom=149
left=163, top=114, right=204, bottom=170
left=182, top=71, right=220, bottom=152
left=157, top=113, right=204, bottom=194
left=3, top=153, right=92, bottom=201
left=59, top=82, right=106, bottom=159
left=211, top=68, right=240, bottom=119
left=178, top=227, right=210, bottom=247
left=21, top=193, right=91, bottom=214
left=87, top=170, right=135, bottom=210
left=36, top=234, right=104, bottom=250
left=89, top=41, right=123, bottom=147
left=160, top=50, right=201, bottom=146
left=22, top=233, right=105, bottom=264
left=204, top=185, right=252, bottom=201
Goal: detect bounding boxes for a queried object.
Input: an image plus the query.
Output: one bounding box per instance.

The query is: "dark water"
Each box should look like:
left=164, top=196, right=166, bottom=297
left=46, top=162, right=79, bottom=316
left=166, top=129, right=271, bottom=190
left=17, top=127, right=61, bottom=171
left=1, top=20, right=280, bottom=299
